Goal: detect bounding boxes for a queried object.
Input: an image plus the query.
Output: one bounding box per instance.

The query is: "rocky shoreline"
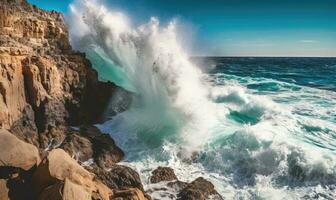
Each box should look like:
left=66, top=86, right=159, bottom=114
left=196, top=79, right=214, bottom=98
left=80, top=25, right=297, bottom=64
left=0, top=0, right=223, bottom=199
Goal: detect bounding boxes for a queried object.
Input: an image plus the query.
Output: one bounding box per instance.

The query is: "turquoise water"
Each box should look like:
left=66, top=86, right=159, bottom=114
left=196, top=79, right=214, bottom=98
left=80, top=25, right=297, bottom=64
left=68, top=2, right=336, bottom=198
left=96, top=57, right=336, bottom=199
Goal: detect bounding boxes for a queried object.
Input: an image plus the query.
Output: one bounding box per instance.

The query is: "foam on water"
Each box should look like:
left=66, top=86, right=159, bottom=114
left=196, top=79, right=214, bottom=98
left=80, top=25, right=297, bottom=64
left=68, top=1, right=336, bottom=199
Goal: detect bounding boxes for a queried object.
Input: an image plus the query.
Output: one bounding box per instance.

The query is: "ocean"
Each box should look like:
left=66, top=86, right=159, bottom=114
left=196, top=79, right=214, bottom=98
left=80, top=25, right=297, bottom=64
left=69, top=1, right=336, bottom=199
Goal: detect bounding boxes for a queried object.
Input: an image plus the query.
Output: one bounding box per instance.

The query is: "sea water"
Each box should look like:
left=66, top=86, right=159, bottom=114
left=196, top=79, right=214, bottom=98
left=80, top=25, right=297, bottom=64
left=68, top=1, right=336, bottom=199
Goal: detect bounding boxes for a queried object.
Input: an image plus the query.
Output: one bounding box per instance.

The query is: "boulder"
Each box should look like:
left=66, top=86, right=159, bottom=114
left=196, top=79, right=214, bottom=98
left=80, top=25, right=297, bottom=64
left=0, top=179, right=9, bottom=200
left=59, top=126, right=124, bottom=168
left=167, top=181, right=188, bottom=191
left=92, top=165, right=144, bottom=192
left=60, top=133, right=94, bottom=162
left=92, top=133, right=124, bottom=169
left=39, top=178, right=91, bottom=200
left=33, top=148, right=111, bottom=200
left=0, top=129, right=40, bottom=170
left=177, top=177, right=223, bottom=200
left=150, top=167, right=177, bottom=183
left=111, top=188, right=148, bottom=200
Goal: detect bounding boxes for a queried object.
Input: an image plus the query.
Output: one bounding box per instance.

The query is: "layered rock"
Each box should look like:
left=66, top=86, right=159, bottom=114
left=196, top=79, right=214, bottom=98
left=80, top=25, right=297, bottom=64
left=0, top=0, right=130, bottom=149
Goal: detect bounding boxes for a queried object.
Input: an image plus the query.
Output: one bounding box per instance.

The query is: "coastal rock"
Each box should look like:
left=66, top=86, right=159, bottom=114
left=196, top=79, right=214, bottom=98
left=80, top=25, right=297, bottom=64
left=0, top=179, right=9, bottom=200
left=59, top=125, right=124, bottom=167
left=32, top=148, right=112, bottom=200
left=0, top=129, right=38, bottom=200
left=177, top=177, right=223, bottom=200
left=0, top=1, right=143, bottom=199
left=91, top=132, right=125, bottom=169
left=0, top=129, right=40, bottom=170
left=60, top=133, right=94, bottom=162
left=39, top=178, right=92, bottom=200
left=150, top=167, right=177, bottom=183
left=111, top=188, right=149, bottom=200
left=166, top=181, right=188, bottom=191
left=0, top=165, right=36, bottom=200
left=92, top=165, right=144, bottom=192
left=0, top=0, right=131, bottom=149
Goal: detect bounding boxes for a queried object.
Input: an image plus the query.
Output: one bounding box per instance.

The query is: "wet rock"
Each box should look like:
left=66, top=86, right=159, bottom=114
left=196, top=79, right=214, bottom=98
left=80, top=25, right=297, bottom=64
left=177, top=177, right=223, bottom=200
left=60, top=133, right=94, bottom=162
left=150, top=167, right=178, bottom=184
left=0, top=129, right=40, bottom=170
left=92, top=133, right=125, bottom=169
left=111, top=188, right=149, bottom=200
left=58, top=125, right=124, bottom=168
left=167, top=181, right=188, bottom=191
left=79, top=126, right=124, bottom=168
left=39, top=126, right=68, bottom=150
left=92, top=165, right=144, bottom=192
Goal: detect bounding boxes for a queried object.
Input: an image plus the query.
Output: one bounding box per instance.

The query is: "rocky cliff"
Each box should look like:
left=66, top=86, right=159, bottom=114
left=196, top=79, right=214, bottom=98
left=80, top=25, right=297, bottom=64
left=0, top=0, right=130, bottom=148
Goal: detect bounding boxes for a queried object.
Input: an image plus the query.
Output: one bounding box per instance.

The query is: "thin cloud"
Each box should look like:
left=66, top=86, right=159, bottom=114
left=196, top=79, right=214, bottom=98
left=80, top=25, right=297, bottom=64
left=299, top=40, right=318, bottom=43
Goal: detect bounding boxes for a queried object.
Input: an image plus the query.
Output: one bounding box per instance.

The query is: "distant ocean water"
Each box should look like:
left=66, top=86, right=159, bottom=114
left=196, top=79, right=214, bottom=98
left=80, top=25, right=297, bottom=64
left=203, top=57, right=336, bottom=91
left=69, top=2, right=336, bottom=199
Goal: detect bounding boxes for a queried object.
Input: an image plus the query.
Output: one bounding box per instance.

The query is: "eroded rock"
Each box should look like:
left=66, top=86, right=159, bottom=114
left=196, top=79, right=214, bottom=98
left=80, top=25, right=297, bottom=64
left=150, top=167, right=177, bottom=184
left=32, top=148, right=111, bottom=200
left=39, top=178, right=92, bottom=200
left=58, top=125, right=124, bottom=168
left=0, top=0, right=131, bottom=149
left=60, top=133, right=94, bottom=162
left=111, top=188, right=149, bottom=200
left=0, top=129, right=40, bottom=170
left=177, top=177, right=223, bottom=200
left=92, top=165, right=144, bottom=192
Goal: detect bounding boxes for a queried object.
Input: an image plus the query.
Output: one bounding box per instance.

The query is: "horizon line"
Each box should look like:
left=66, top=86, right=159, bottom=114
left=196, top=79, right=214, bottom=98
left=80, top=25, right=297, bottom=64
left=191, top=55, right=336, bottom=58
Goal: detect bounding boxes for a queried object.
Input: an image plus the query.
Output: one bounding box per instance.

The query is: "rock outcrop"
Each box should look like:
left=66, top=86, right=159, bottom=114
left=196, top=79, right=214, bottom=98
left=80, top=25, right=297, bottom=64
left=33, top=148, right=111, bottom=200
left=59, top=125, right=124, bottom=168
left=150, top=167, right=178, bottom=184
left=177, top=177, right=223, bottom=200
left=0, top=129, right=40, bottom=200
left=91, top=165, right=144, bottom=192
left=147, top=167, right=223, bottom=200
left=0, top=129, right=40, bottom=170
left=110, top=188, right=148, bottom=200
left=0, top=0, right=130, bottom=149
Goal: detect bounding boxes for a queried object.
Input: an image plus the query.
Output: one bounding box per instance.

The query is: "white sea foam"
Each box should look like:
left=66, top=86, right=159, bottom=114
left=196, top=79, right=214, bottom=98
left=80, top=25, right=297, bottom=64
left=68, top=1, right=336, bottom=199
left=69, top=0, right=220, bottom=155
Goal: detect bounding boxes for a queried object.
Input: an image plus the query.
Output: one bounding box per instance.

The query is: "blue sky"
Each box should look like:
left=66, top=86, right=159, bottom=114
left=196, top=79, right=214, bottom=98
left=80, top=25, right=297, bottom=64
left=28, top=0, right=336, bottom=57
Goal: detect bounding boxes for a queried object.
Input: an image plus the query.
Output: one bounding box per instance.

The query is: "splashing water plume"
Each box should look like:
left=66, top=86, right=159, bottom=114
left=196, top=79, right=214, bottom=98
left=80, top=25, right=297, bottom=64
left=69, top=0, right=218, bottom=154
left=68, top=1, right=336, bottom=199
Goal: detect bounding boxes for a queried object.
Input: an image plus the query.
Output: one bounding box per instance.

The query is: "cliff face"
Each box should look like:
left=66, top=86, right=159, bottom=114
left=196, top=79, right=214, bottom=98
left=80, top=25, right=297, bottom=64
left=0, top=0, right=128, bottom=147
